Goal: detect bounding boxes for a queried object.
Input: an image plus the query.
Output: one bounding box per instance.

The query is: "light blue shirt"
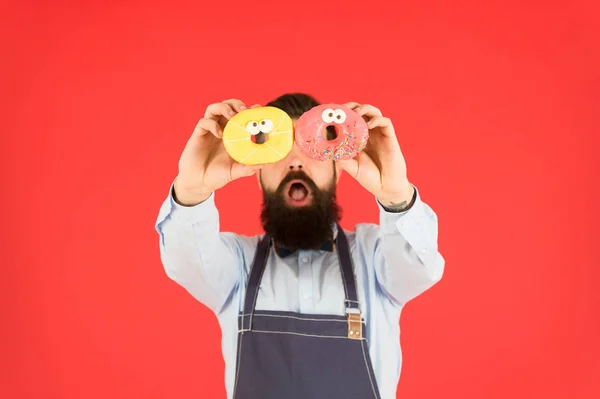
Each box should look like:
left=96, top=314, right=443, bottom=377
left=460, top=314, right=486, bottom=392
left=155, top=182, right=445, bottom=399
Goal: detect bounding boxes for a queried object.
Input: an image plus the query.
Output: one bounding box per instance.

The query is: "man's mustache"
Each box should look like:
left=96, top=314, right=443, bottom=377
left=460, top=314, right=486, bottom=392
left=277, top=171, right=318, bottom=193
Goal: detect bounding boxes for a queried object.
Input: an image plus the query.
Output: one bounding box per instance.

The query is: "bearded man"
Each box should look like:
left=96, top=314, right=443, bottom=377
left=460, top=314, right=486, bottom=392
left=155, top=93, right=445, bottom=399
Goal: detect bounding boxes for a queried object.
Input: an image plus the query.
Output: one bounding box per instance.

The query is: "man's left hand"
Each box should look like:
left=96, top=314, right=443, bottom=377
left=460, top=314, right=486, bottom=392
left=337, top=102, right=415, bottom=210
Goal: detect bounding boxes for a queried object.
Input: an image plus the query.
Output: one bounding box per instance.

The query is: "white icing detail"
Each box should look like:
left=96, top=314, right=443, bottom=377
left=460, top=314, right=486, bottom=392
left=245, top=121, right=260, bottom=135
left=334, top=109, right=347, bottom=123
left=258, top=119, right=274, bottom=133
left=321, top=108, right=335, bottom=124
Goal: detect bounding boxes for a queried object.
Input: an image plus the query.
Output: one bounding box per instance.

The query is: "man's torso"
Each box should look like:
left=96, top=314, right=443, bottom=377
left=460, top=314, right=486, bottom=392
left=215, top=225, right=404, bottom=399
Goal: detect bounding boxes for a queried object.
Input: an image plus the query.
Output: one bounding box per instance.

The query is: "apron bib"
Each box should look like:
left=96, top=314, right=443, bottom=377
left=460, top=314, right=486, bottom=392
left=232, top=225, right=381, bottom=399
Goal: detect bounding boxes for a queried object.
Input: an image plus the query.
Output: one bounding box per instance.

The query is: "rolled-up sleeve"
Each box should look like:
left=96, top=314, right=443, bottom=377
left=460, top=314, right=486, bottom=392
left=373, top=186, right=445, bottom=306
left=155, top=183, right=246, bottom=314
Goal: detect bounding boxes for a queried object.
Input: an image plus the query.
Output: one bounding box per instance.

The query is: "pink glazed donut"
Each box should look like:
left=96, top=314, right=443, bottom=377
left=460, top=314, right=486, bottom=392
left=294, top=103, right=369, bottom=161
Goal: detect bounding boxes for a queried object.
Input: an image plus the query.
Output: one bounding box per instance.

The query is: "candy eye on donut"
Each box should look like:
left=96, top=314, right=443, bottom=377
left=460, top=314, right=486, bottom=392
left=245, top=121, right=261, bottom=135
left=258, top=119, right=274, bottom=134
left=333, top=109, right=347, bottom=123
left=321, top=108, right=335, bottom=124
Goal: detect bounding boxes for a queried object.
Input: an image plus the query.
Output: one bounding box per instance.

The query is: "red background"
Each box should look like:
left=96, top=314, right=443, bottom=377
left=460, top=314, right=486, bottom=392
left=2, top=0, right=599, bottom=398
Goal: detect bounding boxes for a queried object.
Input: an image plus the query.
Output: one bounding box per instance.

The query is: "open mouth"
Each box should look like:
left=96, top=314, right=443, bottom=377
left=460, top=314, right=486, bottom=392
left=251, top=132, right=268, bottom=144
left=286, top=179, right=311, bottom=206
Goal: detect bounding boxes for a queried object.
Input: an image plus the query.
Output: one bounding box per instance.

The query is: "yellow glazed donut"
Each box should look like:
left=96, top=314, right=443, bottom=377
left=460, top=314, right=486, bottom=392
left=222, top=106, right=294, bottom=165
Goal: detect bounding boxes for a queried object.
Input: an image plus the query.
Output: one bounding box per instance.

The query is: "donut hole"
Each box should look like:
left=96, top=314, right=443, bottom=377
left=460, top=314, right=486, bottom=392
left=325, top=125, right=338, bottom=141
left=251, top=132, right=269, bottom=144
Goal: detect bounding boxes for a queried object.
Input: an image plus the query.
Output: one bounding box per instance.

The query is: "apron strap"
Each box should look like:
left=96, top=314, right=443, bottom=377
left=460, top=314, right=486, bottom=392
left=334, top=223, right=361, bottom=314
left=241, top=225, right=362, bottom=331
left=242, top=233, right=271, bottom=318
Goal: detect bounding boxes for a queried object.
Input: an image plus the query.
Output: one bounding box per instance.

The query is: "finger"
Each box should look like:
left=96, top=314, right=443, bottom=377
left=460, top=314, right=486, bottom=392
left=221, top=98, right=248, bottom=113
left=366, top=116, right=395, bottom=136
left=230, top=163, right=263, bottom=181
left=337, top=151, right=378, bottom=180
left=204, top=102, right=236, bottom=120
left=192, top=118, right=223, bottom=139
left=336, top=158, right=358, bottom=179
left=343, top=102, right=362, bottom=111
left=355, top=104, right=383, bottom=119
left=250, top=104, right=261, bottom=109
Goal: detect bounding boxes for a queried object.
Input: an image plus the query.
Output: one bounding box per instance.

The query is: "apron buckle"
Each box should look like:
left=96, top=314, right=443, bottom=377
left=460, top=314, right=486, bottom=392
left=347, top=312, right=362, bottom=340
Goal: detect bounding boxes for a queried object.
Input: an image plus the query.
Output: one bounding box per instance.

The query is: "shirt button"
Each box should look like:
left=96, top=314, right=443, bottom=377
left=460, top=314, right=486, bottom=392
left=302, top=257, right=309, bottom=263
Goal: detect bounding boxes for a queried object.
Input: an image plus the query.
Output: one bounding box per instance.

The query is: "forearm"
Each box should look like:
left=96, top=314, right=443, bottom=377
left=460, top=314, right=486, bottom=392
left=172, top=176, right=212, bottom=206
left=376, top=180, right=416, bottom=213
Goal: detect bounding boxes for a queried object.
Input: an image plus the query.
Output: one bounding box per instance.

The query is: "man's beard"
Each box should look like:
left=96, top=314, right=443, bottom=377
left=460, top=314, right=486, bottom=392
left=259, top=169, right=342, bottom=250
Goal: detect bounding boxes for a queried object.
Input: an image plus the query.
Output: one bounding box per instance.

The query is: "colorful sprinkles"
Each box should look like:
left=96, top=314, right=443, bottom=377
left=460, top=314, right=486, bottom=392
left=302, top=132, right=368, bottom=161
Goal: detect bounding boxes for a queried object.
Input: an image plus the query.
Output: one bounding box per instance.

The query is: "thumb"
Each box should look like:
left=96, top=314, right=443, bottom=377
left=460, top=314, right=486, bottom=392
left=336, top=159, right=358, bottom=178
left=230, top=163, right=263, bottom=181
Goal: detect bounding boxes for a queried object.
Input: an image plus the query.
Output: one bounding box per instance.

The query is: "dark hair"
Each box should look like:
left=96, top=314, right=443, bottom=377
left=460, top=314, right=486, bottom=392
left=265, top=92, right=320, bottom=119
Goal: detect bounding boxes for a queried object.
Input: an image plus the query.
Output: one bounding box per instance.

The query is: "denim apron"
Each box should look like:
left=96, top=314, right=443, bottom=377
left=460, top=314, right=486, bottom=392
left=232, top=225, right=381, bottom=399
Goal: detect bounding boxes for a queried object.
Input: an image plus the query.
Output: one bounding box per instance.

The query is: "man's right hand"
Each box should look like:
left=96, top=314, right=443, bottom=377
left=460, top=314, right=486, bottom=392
left=173, top=99, right=262, bottom=206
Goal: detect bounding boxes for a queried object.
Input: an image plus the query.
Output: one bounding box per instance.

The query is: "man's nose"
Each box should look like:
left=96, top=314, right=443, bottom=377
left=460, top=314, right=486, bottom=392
left=287, top=145, right=304, bottom=170
left=288, top=157, right=303, bottom=170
